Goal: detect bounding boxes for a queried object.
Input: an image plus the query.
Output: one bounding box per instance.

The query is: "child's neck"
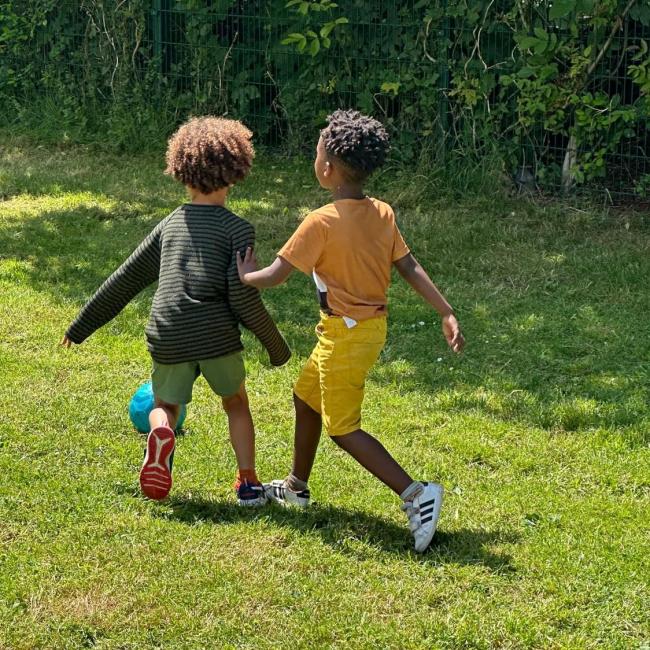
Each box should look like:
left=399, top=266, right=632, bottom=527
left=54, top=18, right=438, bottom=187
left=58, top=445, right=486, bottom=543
left=188, top=186, right=229, bottom=206
left=331, top=184, right=365, bottom=201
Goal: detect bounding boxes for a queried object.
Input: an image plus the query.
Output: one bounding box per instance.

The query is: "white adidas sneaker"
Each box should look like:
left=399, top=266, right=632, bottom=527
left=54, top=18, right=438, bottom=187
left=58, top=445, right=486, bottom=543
left=264, top=479, right=310, bottom=508
left=401, top=482, right=444, bottom=553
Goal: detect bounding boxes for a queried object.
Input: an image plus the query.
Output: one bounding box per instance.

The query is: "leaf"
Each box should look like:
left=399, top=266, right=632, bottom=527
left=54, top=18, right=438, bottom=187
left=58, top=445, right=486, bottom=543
left=549, top=0, right=575, bottom=20
left=281, top=33, right=306, bottom=46
left=631, top=39, right=648, bottom=62
left=298, top=2, right=309, bottom=15
left=380, top=81, right=400, bottom=95
left=335, top=17, right=349, bottom=24
left=515, top=35, right=539, bottom=50
left=630, top=3, right=650, bottom=26
left=308, top=37, right=320, bottom=56
left=540, top=63, right=558, bottom=80
left=320, top=22, right=335, bottom=38
left=533, top=26, right=548, bottom=41
left=517, top=66, right=535, bottom=78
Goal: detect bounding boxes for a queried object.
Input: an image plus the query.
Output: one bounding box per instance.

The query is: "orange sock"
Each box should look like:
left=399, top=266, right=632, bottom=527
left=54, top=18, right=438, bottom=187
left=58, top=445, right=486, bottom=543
left=236, top=468, right=259, bottom=484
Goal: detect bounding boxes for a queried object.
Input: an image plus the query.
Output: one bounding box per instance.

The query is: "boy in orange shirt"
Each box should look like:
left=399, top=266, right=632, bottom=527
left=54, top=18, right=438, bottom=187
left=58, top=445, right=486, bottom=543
left=237, top=110, right=464, bottom=552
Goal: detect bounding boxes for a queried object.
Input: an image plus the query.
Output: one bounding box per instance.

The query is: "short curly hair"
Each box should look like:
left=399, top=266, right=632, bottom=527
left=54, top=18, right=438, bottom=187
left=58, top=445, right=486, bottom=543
left=165, top=116, right=254, bottom=193
left=321, top=109, right=390, bottom=181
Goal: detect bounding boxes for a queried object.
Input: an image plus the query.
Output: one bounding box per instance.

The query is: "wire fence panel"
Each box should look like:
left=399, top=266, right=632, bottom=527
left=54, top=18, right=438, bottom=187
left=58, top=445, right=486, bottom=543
left=2, top=0, right=649, bottom=199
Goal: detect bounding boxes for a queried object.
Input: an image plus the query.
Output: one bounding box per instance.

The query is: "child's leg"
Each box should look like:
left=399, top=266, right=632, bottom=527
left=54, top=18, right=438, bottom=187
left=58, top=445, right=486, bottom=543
left=222, top=381, right=266, bottom=506
left=291, top=393, right=322, bottom=483
left=141, top=397, right=180, bottom=501
left=331, top=428, right=412, bottom=495
left=221, top=382, right=256, bottom=474
left=149, top=398, right=180, bottom=431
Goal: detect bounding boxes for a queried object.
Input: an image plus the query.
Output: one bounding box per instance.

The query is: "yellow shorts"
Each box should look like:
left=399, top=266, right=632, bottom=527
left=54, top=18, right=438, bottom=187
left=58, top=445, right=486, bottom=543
left=294, top=313, right=387, bottom=436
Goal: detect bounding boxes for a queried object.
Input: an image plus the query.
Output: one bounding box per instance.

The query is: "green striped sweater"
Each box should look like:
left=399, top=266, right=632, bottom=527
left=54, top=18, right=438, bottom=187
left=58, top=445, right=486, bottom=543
left=66, top=204, right=291, bottom=366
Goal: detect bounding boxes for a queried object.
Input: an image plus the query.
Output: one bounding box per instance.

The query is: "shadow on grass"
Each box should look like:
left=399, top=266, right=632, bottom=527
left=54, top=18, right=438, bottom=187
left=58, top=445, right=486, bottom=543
left=155, top=494, right=517, bottom=570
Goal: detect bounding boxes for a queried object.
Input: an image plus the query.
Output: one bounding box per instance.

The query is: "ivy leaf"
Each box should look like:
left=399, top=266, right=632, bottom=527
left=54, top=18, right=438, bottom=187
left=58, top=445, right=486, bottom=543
left=549, top=0, right=575, bottom=20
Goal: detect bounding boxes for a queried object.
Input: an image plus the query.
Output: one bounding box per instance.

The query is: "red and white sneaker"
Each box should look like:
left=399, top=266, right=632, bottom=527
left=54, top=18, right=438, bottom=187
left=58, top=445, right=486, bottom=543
left=140, top=426, right=175, bottom=500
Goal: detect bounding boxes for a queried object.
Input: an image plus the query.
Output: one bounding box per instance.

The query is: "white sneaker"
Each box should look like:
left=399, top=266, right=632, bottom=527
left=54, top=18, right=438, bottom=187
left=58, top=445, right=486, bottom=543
left=401, top=482, right=444, bottom=553
left=264, top=479, right=310, bottom=508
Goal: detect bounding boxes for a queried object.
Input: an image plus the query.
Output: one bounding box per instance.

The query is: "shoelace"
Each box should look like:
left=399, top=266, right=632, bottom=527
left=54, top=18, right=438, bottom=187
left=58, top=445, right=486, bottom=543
left=400, top=500, right=422, bottom=530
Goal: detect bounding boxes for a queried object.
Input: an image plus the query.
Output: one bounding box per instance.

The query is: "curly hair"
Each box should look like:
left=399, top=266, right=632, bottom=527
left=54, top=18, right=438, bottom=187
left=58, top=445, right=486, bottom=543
left=321, top=109, right=390, bottom=181
left=165, top=116, right=255, bottom=193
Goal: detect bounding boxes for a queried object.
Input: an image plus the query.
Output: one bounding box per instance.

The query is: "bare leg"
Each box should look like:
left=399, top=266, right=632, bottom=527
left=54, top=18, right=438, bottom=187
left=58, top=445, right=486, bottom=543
left=332, top=429, right=413, bottom=495
left=149, top=398, right=180, bottom=431
left=222, top=382, right=255, bottom=472
left=291, top=393, right=322, bottom=483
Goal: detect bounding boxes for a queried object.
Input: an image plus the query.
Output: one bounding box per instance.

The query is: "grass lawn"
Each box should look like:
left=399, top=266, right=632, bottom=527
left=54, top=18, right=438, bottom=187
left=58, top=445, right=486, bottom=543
left=0, top=140, right=649, bottom=649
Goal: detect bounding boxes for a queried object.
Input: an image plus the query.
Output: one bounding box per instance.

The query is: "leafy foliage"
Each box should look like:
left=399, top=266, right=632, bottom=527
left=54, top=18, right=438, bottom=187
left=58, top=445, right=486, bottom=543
left=1, top=0, right=648, bottom=194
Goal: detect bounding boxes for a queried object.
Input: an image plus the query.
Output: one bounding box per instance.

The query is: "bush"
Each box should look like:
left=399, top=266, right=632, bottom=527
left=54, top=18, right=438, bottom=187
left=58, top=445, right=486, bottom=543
left=1, top=0, right=649, bottom=194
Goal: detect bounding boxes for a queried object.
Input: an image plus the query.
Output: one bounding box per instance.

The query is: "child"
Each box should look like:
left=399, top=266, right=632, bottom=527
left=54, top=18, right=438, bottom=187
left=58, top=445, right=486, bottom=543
left=61, top=116, right=290, bottom=504
left=237, top=110, right=464, bottom=552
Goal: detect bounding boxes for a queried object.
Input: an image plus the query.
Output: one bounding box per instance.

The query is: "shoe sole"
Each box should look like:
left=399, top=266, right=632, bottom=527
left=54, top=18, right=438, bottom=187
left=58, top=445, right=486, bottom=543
left=237, top=496, right=268, bottom=507
left=140, top=426, right=175, bottom=500
left=415, top=484, right=444, bottom=553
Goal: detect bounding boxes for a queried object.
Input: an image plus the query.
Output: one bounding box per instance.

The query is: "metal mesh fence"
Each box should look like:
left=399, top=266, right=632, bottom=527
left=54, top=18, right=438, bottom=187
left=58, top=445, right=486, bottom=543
left=4, top=0, right=650, bottom=199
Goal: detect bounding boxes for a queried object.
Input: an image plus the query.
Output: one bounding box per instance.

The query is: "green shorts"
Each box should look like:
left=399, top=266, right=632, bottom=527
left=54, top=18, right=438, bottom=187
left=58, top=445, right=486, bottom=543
left=151, top=352, right=245, bottom=405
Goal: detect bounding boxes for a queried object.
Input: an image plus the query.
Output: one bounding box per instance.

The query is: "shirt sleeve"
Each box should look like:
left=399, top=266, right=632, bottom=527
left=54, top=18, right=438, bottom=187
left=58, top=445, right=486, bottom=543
left=226, top=223, right=291, bottom=367
left=392, top=221, right=410, bottom=262
left=277, top=212, right=326, bottom=275
left=65, top=219, right=165, bottom=344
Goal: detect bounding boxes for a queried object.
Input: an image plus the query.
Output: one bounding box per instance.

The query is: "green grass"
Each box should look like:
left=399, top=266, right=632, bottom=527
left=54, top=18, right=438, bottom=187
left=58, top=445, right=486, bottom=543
left=0, top=138, right=649, bottom=650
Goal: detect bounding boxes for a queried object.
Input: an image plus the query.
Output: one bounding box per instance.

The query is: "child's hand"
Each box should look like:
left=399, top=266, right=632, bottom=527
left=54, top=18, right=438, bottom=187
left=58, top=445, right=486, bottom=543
left=60, top=335, right=74, bottom=348
left=442, top=314, right=464, bottom=353
left=237, top=247, right=258, bottom=285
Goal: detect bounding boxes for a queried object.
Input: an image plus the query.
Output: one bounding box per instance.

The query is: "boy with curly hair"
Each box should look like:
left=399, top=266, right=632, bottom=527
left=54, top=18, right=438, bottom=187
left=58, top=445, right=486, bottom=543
left=62, top=116, right=290, bottom=504
left=237, top=109, right=464, bottom=552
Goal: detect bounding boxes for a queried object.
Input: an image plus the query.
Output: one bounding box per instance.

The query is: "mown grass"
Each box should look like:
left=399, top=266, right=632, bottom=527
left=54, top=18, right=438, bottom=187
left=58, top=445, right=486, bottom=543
left=0, top=139, right=648, bottom=649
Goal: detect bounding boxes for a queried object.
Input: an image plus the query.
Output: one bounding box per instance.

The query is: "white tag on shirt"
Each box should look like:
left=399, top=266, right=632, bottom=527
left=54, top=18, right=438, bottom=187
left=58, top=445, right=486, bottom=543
left=343, top=316, right=358, bottom=329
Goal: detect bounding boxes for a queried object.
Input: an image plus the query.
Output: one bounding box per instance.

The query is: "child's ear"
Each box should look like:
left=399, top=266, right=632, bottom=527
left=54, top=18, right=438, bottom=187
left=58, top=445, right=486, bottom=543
left=323, top=161, right=332, bottom=177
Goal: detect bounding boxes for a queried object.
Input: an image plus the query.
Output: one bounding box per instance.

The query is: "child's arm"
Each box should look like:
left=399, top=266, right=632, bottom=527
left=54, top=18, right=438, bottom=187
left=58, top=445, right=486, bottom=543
left=227, top=230, right=291, bottom=367
left=393, top=252, right=465, bottom=353
left=236, top=247, right=294, bottom=288
left=61, top=221, right=164, bottom=347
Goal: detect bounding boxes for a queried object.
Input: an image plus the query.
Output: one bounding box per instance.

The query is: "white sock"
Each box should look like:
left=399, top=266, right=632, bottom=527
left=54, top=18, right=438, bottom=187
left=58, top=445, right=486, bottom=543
left=285, top=473, right=308, bottom=492
left=400, top=481, right=423, bottom=502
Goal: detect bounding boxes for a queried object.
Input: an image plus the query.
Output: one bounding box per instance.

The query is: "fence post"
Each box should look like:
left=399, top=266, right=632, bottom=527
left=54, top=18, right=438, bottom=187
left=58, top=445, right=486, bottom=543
left=437, top=0, right=449, bottom=163
left=152, top=0, right=162, bottom=65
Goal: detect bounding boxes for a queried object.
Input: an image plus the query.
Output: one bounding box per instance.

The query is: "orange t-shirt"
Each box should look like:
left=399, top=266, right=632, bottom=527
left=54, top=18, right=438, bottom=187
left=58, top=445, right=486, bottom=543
left=278, top=197, right=410, bottom=321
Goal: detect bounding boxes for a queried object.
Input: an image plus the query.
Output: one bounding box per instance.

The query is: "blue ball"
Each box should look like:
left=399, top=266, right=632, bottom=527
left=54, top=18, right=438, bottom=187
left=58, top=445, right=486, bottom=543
left=128, top=381, right=187, bottom=433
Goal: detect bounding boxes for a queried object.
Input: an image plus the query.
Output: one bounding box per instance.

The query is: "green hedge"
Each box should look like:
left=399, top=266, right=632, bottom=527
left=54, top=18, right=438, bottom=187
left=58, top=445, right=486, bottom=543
left=2, top=0, right=649, bottom=194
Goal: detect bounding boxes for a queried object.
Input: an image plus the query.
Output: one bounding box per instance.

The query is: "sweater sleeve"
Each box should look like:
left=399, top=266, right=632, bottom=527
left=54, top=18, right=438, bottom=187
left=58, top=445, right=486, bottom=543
left=65, top=220, right=164, bottom=344
left=227, top=223, right=291, bottom=367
